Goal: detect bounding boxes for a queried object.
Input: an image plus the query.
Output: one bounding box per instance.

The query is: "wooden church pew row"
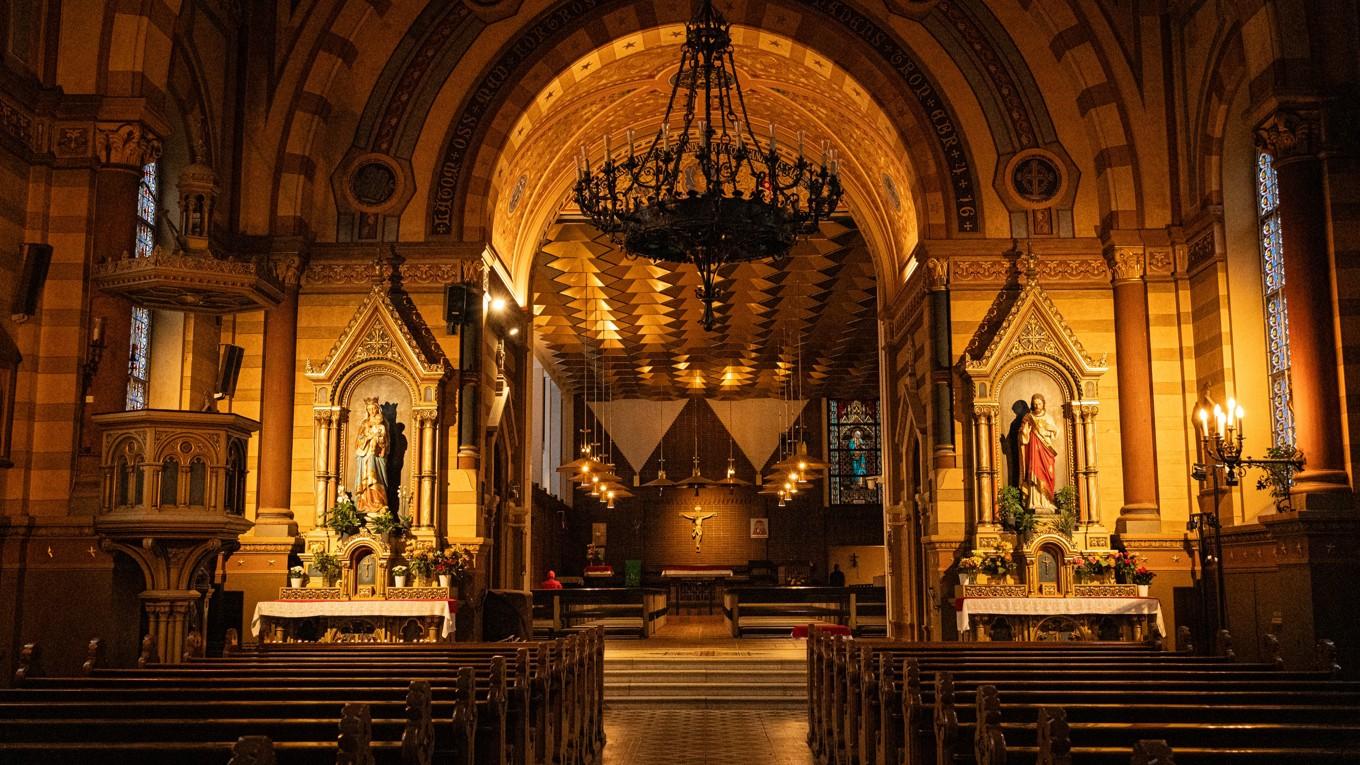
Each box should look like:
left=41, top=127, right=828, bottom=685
left=946, top=680, right=1360, bottom=765
left=805, top=631, right=1356, bottom=765
left=4, top=656, right=510, bottom=765
left=35, top=638, right=600, bottom=765
left=0, top=691, right=457, bottom=765
left=805, top=634, right=1349, bottom=765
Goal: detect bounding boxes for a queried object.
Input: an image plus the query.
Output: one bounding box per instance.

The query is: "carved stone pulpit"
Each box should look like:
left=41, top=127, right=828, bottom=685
left=92, top=409, right=258, bottom=662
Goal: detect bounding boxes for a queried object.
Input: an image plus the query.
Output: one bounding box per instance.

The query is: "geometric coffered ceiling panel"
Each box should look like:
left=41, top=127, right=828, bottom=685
left=532, top=217, right=880, bottom=400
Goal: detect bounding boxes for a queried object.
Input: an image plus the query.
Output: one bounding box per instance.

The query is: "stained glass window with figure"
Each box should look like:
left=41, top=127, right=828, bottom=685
left=1256, top=150, right=1293, bottom=446
left=126, top=160, right=157, bottom=410
left=828, top=399, right=881, bottom=504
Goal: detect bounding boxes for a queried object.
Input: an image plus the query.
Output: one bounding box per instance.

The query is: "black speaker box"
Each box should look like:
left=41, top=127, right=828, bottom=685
left=214, top=344, right=246, bottom=398
left=445, top=283, right=480, bottom=334
left=10, top=243, right=52, bottom=318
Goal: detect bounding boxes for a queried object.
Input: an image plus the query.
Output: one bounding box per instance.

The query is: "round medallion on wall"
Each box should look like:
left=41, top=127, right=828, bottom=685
left=1005, top=149, right=1065, bottom=207
left=339, top=153, right=409, bottom=216
left=351, top=162, right=397, bottom=207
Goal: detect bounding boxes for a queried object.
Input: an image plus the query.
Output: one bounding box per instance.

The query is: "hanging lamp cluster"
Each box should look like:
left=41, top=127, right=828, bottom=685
left=556, top=296, right=634, bottom=509
left=573, top=0, right=843, bottom=331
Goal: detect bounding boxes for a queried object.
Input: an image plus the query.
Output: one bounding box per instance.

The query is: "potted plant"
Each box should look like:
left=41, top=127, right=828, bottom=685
left=326, top=494, right=364, bottom=537
left=391, top=565, right=409, bottom=588
left=1115, top=551, right=1157, bottom=596
left=313, top=551, right=342, bottom=586
left=997, top=486, right=1036, bottom=538
left=1053, top=486, right=1078, bottom=538
left=1255, top=445, right=1305, bottom=512
left=408, top=551, right=435, bottom=585
left=369, top=511, right=412, bottom=538
left=288, top=565, right=304, bottom=588
left=956, top=553, right=982, bottom=585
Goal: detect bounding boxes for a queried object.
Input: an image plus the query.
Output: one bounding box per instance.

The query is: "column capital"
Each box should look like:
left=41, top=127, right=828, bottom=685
left=1104, top=246, right=1145, bottom=284
left=924, top=257, right=949, bottom=291
left=94, top=122, right=162, bottom=168
left=1254, top=108, right=1322, bottom=164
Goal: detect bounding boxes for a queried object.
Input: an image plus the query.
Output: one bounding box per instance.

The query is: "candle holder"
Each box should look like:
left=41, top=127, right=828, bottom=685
left=79, top=318, right=107, bottom=397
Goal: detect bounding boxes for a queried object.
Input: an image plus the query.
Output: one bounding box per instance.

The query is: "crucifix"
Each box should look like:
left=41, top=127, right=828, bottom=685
left=679, top=507, right=716, bottom=553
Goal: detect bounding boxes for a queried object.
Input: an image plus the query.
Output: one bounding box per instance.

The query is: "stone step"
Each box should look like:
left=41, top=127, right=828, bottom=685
left=604, top=659, right=806, bottom=673
left=605, top=668, right=806, bottom=684
left=604, top=695, right=808, bottom=708
left=606, top=680, right=806, bottom=697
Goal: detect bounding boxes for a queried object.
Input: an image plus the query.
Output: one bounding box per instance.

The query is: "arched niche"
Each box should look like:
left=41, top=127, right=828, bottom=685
left=962, top=260, right=1109, bottom=552
left=305, top=273, right=449, bottom=544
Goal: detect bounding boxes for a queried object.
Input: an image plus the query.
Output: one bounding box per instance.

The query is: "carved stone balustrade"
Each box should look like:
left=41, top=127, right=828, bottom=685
left=92, top=410, right=259, bottom=662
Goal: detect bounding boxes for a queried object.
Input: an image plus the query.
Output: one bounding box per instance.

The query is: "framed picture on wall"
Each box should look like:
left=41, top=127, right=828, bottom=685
left=750, top=517, right=769, bottom=539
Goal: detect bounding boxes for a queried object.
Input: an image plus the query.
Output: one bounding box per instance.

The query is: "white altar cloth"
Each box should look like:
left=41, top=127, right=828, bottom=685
left=956, top=596, right=1164, bottom=637
left=252, top=599, right=456, bottom=638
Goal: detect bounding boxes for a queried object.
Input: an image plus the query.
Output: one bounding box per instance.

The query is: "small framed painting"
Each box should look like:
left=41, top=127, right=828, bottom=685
left=750, top=517, right=769, bottom=539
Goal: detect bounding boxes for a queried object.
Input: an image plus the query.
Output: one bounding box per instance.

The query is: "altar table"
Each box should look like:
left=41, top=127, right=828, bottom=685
left=252, top=599, right=458, bottom=643
left=956, top=596, right=1165, bottom=641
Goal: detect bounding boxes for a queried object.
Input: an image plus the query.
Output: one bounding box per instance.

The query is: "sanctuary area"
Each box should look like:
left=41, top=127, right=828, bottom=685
left=0, top=0, right=1358, bottom=762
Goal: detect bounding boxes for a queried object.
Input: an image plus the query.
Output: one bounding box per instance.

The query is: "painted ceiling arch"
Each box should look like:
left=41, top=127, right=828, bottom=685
left=484, top=25, right=923, bottom=302
left=308, top=0, right=1081, bottom=248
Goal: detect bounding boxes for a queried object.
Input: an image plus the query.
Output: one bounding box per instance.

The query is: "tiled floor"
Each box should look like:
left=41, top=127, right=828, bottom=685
left=601, top=707, right=816, bottom=765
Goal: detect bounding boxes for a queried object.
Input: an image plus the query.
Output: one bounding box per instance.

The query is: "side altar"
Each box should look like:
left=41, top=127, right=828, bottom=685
left=255, top=257, right=475, bottom=643
left=951, top=251, right=1162, bottom=643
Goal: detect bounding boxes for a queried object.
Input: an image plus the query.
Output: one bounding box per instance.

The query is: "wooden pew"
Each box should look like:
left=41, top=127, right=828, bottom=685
left=1, top=628, right=606, bottom=765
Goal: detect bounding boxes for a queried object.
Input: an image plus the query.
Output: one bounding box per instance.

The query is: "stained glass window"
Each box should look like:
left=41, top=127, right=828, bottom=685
left=1255, top=151, right=1293, bottom=447
left=126, top=160, right=157, bottom=410
left=828, top=399, right=881, bottom=504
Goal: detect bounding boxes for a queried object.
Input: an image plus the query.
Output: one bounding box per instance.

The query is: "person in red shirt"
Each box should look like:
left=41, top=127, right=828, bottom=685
left=540, top=570, right=564, bottom=589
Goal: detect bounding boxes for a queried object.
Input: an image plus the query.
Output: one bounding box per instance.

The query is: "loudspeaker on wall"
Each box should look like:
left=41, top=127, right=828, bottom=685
left=214, top=344, right=245, bottom=398
left=9, top=243, right=53, bottom=321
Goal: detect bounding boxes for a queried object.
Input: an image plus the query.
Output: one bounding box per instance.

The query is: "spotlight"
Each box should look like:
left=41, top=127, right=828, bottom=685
left=490, top=296, right=507, bottom=313
left=508, top=326, right=520, bottom=337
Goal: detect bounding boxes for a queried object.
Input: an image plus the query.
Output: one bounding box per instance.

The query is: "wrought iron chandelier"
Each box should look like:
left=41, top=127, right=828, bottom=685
left=574, top=0, right=843, bottom=330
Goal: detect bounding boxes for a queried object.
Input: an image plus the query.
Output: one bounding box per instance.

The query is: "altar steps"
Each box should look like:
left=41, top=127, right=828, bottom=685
left=604, top=656, right=807, bottom=707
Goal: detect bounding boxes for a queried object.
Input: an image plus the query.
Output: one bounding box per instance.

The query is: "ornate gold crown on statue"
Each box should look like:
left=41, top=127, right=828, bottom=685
left=363, top=396, right=380, bottom=405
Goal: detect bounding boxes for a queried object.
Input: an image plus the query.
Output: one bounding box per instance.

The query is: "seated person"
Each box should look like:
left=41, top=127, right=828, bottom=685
left=540, top=570, right=564, bottom=590
left=828, top=563, right=846, bottom=587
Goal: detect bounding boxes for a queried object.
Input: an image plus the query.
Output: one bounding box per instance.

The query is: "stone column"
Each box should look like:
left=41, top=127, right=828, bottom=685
left=254, top=253, right=307, bottom=536
left=1105, top=241, right=1161, bottom=532
left=926, top=258, right=957, bottom=468
left=1256, top=109, right=1353, bottom=506
left=74, top=125, right=163, bottom=509
left=1072, top=402, right=1102, bottom=526
left=974, top=406, right=997, bottom=527
left=417, top=410, right=438, bottom=529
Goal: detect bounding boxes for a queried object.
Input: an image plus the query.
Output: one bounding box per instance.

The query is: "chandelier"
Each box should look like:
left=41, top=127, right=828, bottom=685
left=574, top=0, right=843, bottom=330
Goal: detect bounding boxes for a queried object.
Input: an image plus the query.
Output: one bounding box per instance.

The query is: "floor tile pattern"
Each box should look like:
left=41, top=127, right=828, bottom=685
left=601, top=707, right=816, bottom=765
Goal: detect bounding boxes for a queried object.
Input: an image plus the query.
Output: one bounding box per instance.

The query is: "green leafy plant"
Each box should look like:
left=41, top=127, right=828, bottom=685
left=1053, top=486, right=1078, bottom=538
left=327, top=496, right=364, bottom=536
left=1255, top=445, right=1304, bottom=510
left=369, top=511, right=412, bottom=538
left=997, top=486, right=1037, bottom=537
left=312, top=551, right=341, bottom=583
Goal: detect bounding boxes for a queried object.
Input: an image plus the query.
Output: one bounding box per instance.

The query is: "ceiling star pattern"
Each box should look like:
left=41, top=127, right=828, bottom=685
left=532, top=218, right=880, bottom=400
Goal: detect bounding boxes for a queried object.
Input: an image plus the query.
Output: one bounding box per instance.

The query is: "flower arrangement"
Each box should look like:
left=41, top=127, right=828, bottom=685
left=970, top=540, right=1016, bottom=577
left=313, top=551, right=342, bottom=583
left=956, top=553, right=982, bottom=573
left=586, top=543, right=605, bottom=565
left=1114, top=550, right=1156, bottom=585
left=408, top=551, right=436, bottom=582
left=1074, top=551, right=1118, bottom=580
left=434, top=545, right=474, bottom=582
left=288, top=565, right=304, bottom=577
left=391, top=565, right=408, bottom=577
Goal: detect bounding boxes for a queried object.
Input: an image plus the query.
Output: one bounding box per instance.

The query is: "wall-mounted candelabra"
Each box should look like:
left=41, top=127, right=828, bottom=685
left=1188, top=399, right=1305, bottom=653
left=79, top=317, right=107, bottom=397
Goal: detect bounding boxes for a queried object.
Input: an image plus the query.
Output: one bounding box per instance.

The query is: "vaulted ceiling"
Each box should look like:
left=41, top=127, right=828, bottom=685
left=531, top=218, right=880, bottom=401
